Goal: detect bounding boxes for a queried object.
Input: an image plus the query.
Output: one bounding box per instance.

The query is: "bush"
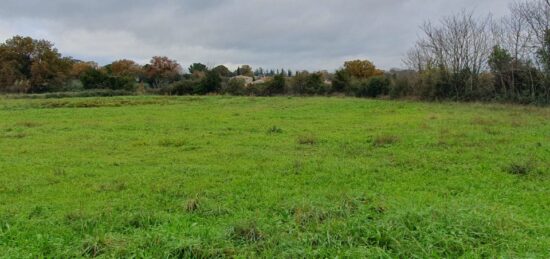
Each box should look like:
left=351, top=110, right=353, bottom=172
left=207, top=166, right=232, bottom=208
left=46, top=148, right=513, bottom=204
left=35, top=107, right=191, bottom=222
left=351, top=76, right=390, bottom=98
left=245, top=82, right=269, bottom=96
left=224, top=78, right=246, bottom=95
left=61, top=79, right=85, bottom=92
left=332, top=69, right=351, bottom=93
left=171, top=80, right=199, bottom=95
left=367, top=76, right=390, bottom=97
left=80, top=69, right=136, bottom=91
left=414, top=69, right=451, bottom=100
left=290, top=72, right=326, bottom=95
left=195, top=70, right=221, bottom=94
left=265, top=75, right=286, bottom=95
left=389, top=74, right=413, bottom=99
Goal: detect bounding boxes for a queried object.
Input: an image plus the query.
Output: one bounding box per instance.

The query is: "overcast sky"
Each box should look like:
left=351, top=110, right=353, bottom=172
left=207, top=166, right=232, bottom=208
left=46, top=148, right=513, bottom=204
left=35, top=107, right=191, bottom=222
left=0, top=0, right=510, bottom=71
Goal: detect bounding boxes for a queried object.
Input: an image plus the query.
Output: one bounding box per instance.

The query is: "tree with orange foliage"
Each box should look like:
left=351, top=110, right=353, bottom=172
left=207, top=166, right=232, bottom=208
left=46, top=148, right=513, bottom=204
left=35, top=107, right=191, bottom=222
left=70, top=61, right=98, bottom=78
left=343, top=60, right=383, bottom=79
left=144, top=56, right=182, bottom=88
left=108, top=59, right=143, bottom=79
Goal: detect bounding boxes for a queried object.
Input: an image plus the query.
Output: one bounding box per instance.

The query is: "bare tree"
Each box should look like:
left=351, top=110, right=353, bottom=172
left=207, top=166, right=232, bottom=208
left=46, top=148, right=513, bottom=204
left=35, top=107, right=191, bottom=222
left=414, top=11, right=493, bottom=74
left=515, top=0, right=550, bottom=49
left=404, top=42, right=434, bottom=72
left=407, top=10, right=494, bottom=99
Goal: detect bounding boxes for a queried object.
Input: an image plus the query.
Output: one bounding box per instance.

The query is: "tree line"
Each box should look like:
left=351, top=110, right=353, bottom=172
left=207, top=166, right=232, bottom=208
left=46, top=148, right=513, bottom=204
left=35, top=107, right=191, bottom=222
left=0, top=0, right=549, bottom=104
left=0, top=35, right=390, bottom=97
left=401, top=0, right=550, bottom=104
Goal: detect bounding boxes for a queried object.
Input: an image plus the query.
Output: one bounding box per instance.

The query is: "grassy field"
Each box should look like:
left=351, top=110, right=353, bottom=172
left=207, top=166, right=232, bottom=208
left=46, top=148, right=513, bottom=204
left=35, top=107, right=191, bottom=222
left=0, top=96, right=549, bottom=258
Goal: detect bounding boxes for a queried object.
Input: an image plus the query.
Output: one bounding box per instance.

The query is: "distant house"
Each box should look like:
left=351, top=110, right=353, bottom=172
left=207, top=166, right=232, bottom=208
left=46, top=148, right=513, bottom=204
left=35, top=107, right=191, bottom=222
left=231, top=75, right=254, bottom=85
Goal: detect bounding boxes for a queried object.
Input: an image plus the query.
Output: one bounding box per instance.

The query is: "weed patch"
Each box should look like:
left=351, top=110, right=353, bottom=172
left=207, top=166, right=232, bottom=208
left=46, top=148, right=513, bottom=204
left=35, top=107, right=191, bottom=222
left=2, top=132, right=27, bottom=139
left=159, top=139, right=187, bottom=148
left=267, top=126, right=283, bottom=134
left=81, top=235, right=124, bottom=258
left=471, top=117, right=496, bottom=126
left=292, top=205, right=329, bottom=227
left=185, top=198, right=200, bottom=213
left=15, top=121, right=41, bottom=128
left=28, top=206, right=47, bottom=219
left=505, top=161, right=535, bottom=176
left=373, top=135, right=399, bottom=147
left=230, top=221, right=264, bottom=243
left=169, top=244, right=228, bottom=258
left=123, top=212, right=163, bottom=230
left=96, top=180, right=128, bottom=192
left=297, top=135, right=317, bottom=145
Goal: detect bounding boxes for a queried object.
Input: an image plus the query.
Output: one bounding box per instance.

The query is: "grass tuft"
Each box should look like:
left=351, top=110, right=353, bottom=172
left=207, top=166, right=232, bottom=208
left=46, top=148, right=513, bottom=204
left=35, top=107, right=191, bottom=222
left=185, top=198, right=200, bottom=213
left=267, top=126, right=283, bottom=134
left=124, top=212, right=162, bottom=230
left=81, top=236, right=108, bottom=258
left=158, top=139, right=187, bottom=148
left=3, top=132, right=28, bottom=139
left=373, top=135, right=399, bottom=147
left=230, top=221, right=264, bottom=243
left=169, top=244, right=228, bottom=258
left=292, top=206, right=329, bottom=227
left=505, top=162, right=535, bottom=176
left=15, top=121, right=41, bottom=128
left=471, top=117, right=496, bottom=126
left=97, top=180, right=128, bottom=192
left=297, top=135, right=317, bottom=145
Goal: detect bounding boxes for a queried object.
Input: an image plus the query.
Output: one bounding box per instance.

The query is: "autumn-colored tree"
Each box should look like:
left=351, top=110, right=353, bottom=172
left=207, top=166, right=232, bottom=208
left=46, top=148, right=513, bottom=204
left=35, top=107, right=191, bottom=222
left=108, top=59, right=143, bottom=79
left=70, top=61, right=99, bottom=78
left=0, top=36, right=74, bottom=92
left=0, top=45, right=24, bottom=91
left=343, top=60, right=383, bottom=79
left=145, top=56, right=182, bottom=88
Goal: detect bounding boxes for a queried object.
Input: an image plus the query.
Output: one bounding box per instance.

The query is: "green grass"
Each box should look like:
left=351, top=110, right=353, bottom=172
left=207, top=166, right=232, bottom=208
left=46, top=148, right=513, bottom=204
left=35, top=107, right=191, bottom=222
left=0, top=96, right=549, bottom=258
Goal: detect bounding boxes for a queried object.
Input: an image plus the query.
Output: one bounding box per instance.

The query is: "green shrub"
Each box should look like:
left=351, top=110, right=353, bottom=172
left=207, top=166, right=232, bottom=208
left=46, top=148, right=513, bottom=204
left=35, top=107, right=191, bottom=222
left=265, top=75, right=286, bottom=95
left=224, top=78, right=246, bottom=95
left=352, top=76, right=390, bottom=98
left=389, top=75, right=412, bottom=99
left=290, top=72, right=326, bottom=95
left=80, top=69, right=136, bottom=91
left=332, top=69, right=351, bottom=93
left=171, top=80, right=199, bottom=95
left=245, top=82, right=269, bottom=96
left=195, top=70, right=221, bottom=94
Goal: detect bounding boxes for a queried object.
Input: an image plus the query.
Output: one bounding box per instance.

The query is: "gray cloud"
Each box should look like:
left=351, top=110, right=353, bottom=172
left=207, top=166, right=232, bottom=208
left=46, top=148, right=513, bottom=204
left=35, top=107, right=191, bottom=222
left=0, top=0, right=509, bottom=71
